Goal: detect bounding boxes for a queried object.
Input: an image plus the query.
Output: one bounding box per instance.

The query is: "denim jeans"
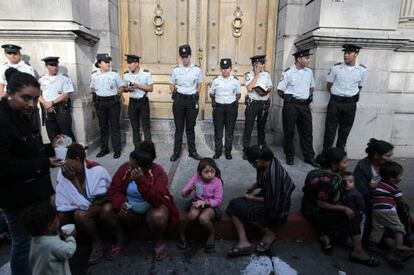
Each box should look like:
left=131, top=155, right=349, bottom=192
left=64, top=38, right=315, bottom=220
left=3, top=209, right=32, bottom=275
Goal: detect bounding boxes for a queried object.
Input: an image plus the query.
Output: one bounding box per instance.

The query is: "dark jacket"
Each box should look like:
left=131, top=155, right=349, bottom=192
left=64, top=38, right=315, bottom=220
left=0, top=98, right=55, bottom=210
left=353, top=156, right=373, bottom=199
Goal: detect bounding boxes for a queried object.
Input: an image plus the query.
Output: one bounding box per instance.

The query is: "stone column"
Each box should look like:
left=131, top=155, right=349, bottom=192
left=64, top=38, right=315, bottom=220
left=400, top=0, right=414, bottom=24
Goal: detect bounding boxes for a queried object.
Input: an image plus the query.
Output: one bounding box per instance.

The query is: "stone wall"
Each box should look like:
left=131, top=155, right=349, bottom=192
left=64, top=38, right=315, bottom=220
left=0, top=0, right=120, bottom=149
left=273, top=0, right=414, bottom=158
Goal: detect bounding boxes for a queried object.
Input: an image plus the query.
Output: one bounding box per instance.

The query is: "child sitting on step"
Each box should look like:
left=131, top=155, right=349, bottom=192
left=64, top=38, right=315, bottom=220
left=178, top=158, right=223, bottom=253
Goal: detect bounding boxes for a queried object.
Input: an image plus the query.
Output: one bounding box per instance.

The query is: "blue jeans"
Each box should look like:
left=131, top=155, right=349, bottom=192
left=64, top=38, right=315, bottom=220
left=3, top=209, right=32, bottom=275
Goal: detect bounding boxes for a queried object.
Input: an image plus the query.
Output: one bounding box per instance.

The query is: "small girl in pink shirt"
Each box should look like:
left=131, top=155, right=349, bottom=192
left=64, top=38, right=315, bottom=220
left=178, top=158, right=223, bottom=253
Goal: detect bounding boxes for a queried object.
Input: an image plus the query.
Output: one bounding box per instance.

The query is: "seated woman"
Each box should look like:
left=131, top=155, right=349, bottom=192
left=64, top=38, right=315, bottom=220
left=301, top=147, right=379, bottom=267
left=101, top=141, right=178, bottom=261
left=226, top=145, right=295, bottom=257
left=55, top=143, right=112, bottom=265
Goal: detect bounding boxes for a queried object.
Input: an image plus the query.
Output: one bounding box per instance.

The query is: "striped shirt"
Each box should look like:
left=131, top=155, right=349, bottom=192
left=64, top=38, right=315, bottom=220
left=372, top=181, right=402, bottom=211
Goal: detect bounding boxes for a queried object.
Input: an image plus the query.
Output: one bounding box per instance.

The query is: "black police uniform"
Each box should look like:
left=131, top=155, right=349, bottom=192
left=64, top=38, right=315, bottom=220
left=123, top=54, right=153, bottom=148
left=242, top=55, right=272, bottom=155
left=323, top=44, right=367, bottom=150
left=170, top=45, right=203, bottom=161
left=277, top=49, right=318, bottom=167
left=209, top=58, right=241, bottom=159
left=39, top=56, right=76, bottom=142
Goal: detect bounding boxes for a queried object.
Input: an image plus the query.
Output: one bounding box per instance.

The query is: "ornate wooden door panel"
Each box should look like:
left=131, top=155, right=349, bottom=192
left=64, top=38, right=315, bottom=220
left=119, top=0, right=277, bottom=120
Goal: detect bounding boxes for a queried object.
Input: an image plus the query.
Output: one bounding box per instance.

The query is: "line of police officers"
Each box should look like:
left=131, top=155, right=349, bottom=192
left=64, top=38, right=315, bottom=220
left=0, top=43, right=366, bottom=165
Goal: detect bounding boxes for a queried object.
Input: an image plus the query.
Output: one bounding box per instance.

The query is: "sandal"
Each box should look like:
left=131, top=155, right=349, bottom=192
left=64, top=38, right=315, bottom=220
left=256, top=240, right=274, bottom=253
left=154, top=243, right=169, bottom=261
left=88, top=243, right=104, bottom=265
left=319, top=236, right=333, bottom=255
left=177, top=239, right=187, bottom=250
left=105, top=244, right=123, bottom=261
left=349, top=254, right=380, bottom=267
left=227, top=246, right=253, bottom=257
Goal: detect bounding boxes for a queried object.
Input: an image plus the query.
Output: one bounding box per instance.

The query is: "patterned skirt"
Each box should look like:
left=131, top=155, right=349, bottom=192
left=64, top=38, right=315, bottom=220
left=226, top=197, right=278, bottom=227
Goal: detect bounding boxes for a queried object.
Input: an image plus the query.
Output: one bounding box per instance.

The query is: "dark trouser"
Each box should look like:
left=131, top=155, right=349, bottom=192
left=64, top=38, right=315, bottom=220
left=3, top=209, right=32, bottom=275
left=44, top=103, right=75, bottom=142
left=282, top=100, right=315, bottom=160
left=129, top=97, right=151, bottom=148
left=172, top=94, right=199, bottom=155
left=242, top=100, right=269, bottom=151
left=323, top=95, right=357, bottom=150
left=95, top=96, right=121, bottom=152
left=213, top=102, right=238, bottom=153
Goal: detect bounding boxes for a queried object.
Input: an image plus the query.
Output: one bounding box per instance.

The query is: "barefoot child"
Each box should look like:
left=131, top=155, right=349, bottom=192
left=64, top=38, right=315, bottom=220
left=179, top=158, right=223, bottom=253
left=22, top=200, right=76, bottom=275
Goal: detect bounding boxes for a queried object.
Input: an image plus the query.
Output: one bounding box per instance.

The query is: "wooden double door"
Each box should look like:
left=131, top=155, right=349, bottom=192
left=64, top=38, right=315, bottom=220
left=119, top=0, right=277, bottom=119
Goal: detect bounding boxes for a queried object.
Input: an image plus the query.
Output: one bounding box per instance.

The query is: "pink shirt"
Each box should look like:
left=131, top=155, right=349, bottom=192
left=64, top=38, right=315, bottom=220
left=182, top=174, right=223, bottom=207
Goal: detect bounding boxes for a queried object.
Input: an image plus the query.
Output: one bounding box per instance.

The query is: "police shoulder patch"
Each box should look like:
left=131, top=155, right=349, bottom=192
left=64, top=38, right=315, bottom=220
left=123, top=70, right=129, bottom=74
left=233, top=75, right=239, bottom=80
left=62, top=73, right=69, bottom=78
left=91, top=70, right=97, bottom=75
left=174, top=65, right=179, bottom=68
left=334, top=62, right=342, bottom=66
left=194, top=64, right=200, bottom=67
left=283, top=67, right=290, bottom=72
left=359, top=64, right=366, bottom=69
left=213, top=75, right=218, bottom=80
left=143, top=69, right=149, bottom=72
left=112, top=69, right=118, bottom=72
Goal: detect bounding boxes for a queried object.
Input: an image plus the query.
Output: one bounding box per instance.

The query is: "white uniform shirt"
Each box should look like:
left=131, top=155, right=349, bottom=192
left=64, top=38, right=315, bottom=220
left=209, top=75, right=241, bottom=104
left=0, top=60, right=35, bottom=90
left=123, top=68, right=154, bottom=99
left=277, top=65, right=315, bottom=100
left=169, top=64, right=203, bottom=95
left=327, top=62, right=367, bottom=97
left=244, top=70, right=273, bottom=101
left=90, top=70, right=125, bottom=97
left=39, top=73, right=74, bottom=102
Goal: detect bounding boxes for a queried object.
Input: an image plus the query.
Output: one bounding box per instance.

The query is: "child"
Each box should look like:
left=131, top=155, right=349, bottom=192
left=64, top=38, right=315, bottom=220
left=369, top=161, right=413, bottom=266
left=178, top=158, right=223, bottom=253
left=342, top=172, right=365, bottom=235
left=22, top=200, right=76, bottom=275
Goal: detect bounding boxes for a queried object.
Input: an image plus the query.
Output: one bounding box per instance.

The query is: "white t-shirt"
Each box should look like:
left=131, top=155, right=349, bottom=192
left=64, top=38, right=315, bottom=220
left=39, top=73, right=74, bottom=102
left=208, top=75, right=241, bottom=104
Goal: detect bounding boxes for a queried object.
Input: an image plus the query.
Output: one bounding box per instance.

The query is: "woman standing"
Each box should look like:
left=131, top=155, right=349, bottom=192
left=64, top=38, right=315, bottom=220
left=301, top=148, right=379, bottom=267
left=0, top=68, right=61, bottom=275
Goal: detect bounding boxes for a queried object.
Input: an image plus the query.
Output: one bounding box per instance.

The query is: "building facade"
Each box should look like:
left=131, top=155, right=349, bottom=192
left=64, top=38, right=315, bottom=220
left=0, top=0, right=413, bottom=158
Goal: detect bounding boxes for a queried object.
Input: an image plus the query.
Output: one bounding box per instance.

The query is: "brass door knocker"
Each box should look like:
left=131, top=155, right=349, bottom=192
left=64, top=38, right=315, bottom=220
left=153, top=2, right=164, bottom=36
left=232, top=6, right=243, bottom=38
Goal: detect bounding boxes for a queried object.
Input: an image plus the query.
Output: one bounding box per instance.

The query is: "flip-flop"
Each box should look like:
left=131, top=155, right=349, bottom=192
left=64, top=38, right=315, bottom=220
left=154, top=243, right=169, bottom=261
left=349, top=254, right=380, bottom=267
left=227, top=246, right=253, bottom=257
left=105, top=244, right=123, bottom=261
left=319, top=236, right=333, bottom=255
left=256, top=240, right=275, bottom=252
left=88, top=244, right=104, bottom=265
left=177, top=239, right=187, bottom=250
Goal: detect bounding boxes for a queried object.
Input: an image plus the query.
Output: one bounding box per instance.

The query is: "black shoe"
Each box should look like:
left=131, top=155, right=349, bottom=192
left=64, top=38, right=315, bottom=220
left=96, top=150, right=109, bottom=158
left=189, top=152, right=202, bottom=161
left=170, top=153, right=181, bottom=162
left=305, top=158, right=320, bottom=168
left=113, top=152, right=121, bottom=159
left=242, top=153, right=247, bottom=160
left=225, top=152, right=232, bottom=160
left=213, top=152, right=221, bottom=159
left=286, top=156, right=294, bottom=165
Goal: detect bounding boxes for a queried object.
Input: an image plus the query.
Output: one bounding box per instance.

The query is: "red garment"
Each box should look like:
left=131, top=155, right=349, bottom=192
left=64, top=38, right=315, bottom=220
left=108, top=162, right=179, bottom=227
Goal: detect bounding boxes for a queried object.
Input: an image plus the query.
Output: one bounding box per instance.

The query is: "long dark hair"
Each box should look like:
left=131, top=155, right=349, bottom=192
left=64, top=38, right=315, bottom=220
left=365, top=138, right=393, bottom=160
left=21, top=200, right=57, bottom=237
left=130, top=141, right=156, bottom=169
left=246, top=144, right=274, bottom=162
left=5, top=67, right=40, bottom=94
left=197, top=157, right=223, bottom=185
left=316, top=147, right=347, bottom=169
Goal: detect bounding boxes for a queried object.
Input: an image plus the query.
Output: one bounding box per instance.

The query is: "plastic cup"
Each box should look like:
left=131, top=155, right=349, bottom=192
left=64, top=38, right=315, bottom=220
left=55, top=147, right=68, bottom=161
left=55, top=136, right=72, bottom=148
left=61, top=224, right=75, bottom=235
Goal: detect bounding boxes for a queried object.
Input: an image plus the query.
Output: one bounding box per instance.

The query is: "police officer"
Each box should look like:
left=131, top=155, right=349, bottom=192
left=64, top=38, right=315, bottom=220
left=169, top=44, right=203, bottom=161
left=323, top=44, right=367, bottom=150
left=209, top=58, right=241, bottom=160
left=38, top=56, right=76, bottom=142
left=277, top=49, right=318, bottom=167
left=90, top=53, right=126, bottom=159
left=0, top=44, right=34, bottom=98
left=123, top=54, right=153, bottom=148
left=242, top=55, right=272, bottom=159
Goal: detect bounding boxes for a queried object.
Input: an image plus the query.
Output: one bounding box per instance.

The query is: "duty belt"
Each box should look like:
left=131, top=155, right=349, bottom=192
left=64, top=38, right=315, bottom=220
left=331, top=94, right=358, bottom=103
left=96, top=95, right=119, bottom=101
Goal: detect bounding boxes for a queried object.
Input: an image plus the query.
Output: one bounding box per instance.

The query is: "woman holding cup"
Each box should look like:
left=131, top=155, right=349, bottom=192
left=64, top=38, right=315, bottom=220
left=55, top=143, right=112, bottom=265
left=0, top=68, right=62, bottom=275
